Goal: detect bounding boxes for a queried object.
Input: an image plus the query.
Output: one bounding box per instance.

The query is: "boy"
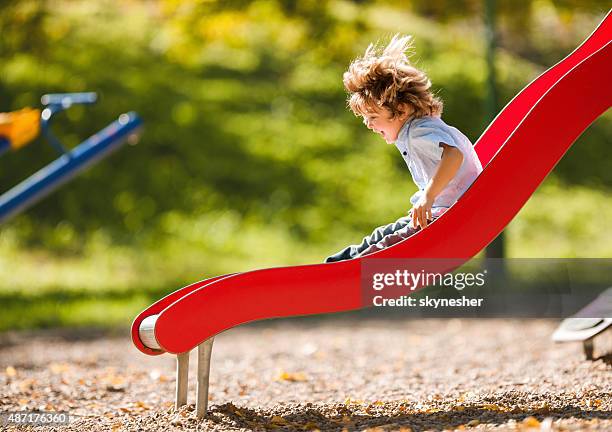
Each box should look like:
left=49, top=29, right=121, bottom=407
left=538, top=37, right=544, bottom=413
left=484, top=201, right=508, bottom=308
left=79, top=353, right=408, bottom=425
left=326, top=35, right=483, bottom=262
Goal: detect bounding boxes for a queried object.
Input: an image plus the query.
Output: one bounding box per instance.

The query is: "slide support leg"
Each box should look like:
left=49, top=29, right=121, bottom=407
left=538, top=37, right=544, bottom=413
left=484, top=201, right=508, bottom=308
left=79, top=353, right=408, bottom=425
left=196, top=338, right=215, bottom=419
left=175, top=351, right=190, bottom=409
left=583, top=338, right=594, bottom=360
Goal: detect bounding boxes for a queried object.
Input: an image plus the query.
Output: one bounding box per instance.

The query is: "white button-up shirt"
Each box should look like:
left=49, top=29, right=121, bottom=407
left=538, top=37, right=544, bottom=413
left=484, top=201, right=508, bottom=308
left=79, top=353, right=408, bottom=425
left=394, top=116, right=483, bottom=210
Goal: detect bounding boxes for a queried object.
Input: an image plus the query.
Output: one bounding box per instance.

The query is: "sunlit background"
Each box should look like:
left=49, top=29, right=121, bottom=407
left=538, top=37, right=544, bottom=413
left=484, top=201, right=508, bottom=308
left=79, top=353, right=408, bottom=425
left=0, top=0, right=610, bottom=330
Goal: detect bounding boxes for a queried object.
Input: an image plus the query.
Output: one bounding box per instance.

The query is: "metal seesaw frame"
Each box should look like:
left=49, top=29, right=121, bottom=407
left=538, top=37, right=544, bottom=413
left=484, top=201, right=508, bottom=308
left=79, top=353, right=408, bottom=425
left=0, top=92, right=143, bottom=224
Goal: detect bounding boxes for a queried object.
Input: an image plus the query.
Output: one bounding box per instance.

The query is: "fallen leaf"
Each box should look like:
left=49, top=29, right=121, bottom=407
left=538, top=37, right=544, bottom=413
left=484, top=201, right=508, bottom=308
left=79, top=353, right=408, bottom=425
left=6, top=366, right=17, bottom=377
left=522, top=416, right=540, bottom=427
left=108, top=375, right=125, bottom=386
left=537, top=403, right=551, bottom=413
left=106, top=384, right=126, bottom=393
left=278, top=371, right=308, bottom=382
left=19, top=378, right=37, bottom=391
left=374, top=424, right=400, bottom=430
left=50, top=363, right=71, bottom=374
left=134, top=401, right=150, bottom=410
left=271, top=415, right=289, bottom=425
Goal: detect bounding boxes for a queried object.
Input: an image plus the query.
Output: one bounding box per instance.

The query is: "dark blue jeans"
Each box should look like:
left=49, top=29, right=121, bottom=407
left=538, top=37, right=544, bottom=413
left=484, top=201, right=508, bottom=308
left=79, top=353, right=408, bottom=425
left=325, top=215, right=431, bottom=262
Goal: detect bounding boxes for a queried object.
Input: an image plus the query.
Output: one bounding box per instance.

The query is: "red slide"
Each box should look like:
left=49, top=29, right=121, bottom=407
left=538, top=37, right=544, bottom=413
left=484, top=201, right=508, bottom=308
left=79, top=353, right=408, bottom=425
left=133, top=13, right=611, bottom=356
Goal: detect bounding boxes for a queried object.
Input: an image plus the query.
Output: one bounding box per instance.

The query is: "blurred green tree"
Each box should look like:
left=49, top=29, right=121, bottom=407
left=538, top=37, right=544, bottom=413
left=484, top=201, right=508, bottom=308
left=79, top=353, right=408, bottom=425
left=0, top=0, right=608, bottom=252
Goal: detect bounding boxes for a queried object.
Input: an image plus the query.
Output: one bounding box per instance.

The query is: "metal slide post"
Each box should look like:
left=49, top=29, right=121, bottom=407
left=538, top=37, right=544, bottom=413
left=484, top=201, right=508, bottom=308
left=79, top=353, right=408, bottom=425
left=196, top=338, right=214, bottom=419
left=583, top=339, right=594, bottom=360
left=175, top=352, right=190, bottom=409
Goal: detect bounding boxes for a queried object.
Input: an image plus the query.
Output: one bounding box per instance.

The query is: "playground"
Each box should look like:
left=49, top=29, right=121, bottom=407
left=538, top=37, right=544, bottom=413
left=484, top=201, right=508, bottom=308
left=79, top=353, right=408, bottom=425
left=2, top=318, right=610, bottom=431
left=1, top=1, right=611, bottom=431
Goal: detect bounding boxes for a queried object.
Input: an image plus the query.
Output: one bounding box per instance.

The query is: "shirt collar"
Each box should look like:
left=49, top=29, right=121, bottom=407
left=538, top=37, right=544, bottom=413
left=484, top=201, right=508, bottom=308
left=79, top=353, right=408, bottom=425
left=395, top=115, right=416, bottom=148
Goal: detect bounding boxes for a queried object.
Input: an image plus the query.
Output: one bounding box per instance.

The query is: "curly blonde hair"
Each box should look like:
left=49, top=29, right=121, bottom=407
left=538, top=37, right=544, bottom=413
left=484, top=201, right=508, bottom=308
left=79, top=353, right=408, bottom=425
left=343, top=34, right=443, bottom=119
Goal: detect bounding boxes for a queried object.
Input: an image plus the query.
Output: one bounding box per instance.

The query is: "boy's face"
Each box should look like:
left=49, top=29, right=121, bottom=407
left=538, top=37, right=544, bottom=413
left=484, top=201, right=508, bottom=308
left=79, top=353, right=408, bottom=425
left=362, top=106, right=410, bottom=144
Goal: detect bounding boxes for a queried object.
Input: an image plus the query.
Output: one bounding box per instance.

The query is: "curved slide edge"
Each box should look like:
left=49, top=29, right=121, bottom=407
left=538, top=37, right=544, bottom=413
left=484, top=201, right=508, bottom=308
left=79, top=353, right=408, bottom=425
left=131, top=273, right=237, bottom=355
left=153, top=261, right=361, bottom=354
left=474, top=10, right=611, bottom=165
left=151, top=41, right=611, bottom=354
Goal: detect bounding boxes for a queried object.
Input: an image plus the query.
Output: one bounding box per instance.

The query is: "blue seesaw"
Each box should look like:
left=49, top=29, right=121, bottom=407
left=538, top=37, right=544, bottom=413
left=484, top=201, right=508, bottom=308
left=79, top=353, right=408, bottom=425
left=0, top=92, right=143, bottom=224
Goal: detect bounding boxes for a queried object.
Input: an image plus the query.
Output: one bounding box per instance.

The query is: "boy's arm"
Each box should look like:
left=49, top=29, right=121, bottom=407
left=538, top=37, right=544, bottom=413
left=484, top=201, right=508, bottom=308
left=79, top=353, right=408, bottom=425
left=411, top=143, right=463, bottom=229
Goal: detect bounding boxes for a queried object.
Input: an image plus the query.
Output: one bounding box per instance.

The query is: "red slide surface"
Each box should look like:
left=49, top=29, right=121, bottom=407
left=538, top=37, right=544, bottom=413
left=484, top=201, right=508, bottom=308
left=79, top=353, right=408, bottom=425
left=132, top=14, right=611, bottom=355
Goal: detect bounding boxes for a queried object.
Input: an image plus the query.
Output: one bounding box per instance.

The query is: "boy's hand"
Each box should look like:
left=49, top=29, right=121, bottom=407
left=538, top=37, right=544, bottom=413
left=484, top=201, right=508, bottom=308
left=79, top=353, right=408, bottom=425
left=411, top=194, right=434, bottom=229
left=410, top=145, right=462, bottom=230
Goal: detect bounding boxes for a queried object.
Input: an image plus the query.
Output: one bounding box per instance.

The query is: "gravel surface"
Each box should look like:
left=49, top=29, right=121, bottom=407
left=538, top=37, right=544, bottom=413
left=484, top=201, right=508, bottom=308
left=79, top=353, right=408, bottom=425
left=0, top=318, right=610, bottom=431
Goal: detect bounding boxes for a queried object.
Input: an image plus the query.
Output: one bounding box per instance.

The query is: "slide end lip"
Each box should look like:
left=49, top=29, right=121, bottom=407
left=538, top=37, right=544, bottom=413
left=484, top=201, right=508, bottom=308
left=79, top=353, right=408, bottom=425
left=131, top=313, right=166, bottom=356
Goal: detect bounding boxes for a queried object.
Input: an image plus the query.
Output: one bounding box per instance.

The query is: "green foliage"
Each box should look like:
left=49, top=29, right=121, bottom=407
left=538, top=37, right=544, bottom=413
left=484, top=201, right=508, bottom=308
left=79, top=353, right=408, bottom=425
left=0, top=1, right=610, bottom=329
left=1, top=0, right=608, bottom=246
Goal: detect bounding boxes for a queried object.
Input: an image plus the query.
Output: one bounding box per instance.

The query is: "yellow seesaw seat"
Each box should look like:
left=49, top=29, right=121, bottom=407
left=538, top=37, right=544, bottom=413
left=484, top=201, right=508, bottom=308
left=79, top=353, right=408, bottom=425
left=0, top=107, right=41, bottom=149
